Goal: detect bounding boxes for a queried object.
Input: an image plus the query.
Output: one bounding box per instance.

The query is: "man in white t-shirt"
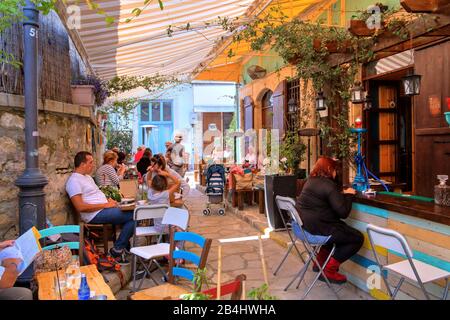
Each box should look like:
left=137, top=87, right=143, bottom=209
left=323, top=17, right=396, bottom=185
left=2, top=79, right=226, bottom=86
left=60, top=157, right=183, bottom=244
left=66, top=151, right=134, bottom=262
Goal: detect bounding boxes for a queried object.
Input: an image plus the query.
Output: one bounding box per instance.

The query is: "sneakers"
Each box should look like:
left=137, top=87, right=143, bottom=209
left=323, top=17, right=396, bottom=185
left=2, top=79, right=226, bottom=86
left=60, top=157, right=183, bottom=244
left=109, top=247, right=130, bottom=264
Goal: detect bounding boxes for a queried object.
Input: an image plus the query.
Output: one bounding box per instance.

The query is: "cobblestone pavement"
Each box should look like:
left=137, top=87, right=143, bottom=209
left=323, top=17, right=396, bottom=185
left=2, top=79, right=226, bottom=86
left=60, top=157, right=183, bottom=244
left=117, top=189, right=371, bottom=300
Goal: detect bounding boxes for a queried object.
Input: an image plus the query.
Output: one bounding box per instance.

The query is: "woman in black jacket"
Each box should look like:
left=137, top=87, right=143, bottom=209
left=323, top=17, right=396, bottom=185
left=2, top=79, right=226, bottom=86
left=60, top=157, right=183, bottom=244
left=296, top=156, right=363, bottom=284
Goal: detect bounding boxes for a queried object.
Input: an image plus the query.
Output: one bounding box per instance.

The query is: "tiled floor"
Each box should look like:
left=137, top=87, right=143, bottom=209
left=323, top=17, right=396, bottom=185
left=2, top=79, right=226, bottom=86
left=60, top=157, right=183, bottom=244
left=117, top=188, right=371, bottom=300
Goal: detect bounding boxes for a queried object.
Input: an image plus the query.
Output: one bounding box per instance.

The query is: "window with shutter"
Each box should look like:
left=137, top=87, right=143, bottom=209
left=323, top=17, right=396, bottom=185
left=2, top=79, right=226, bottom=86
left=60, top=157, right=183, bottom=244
left=262, top=90, right=273, bottom=129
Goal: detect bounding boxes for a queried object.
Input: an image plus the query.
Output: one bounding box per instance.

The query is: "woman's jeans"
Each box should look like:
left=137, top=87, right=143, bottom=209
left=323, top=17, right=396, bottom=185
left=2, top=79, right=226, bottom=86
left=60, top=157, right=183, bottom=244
left=89, top=208, right=134, bottom=250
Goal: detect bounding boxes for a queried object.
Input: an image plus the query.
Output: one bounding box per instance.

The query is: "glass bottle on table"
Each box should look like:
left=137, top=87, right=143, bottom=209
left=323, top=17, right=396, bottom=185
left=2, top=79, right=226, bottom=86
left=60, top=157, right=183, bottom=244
left=78, top=273, right=91, bottom=300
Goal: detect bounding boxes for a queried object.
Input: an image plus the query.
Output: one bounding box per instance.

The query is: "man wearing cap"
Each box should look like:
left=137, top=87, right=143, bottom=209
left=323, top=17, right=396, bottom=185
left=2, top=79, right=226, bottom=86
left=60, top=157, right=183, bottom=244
left=170, top=133, right=186, bottom=177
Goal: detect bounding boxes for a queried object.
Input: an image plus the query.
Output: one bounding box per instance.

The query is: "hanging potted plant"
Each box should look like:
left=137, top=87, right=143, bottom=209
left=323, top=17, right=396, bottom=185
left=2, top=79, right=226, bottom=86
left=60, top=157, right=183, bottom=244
left=400, top=0, right=449, bottom=13
left=71, top=74, right=109, bottom=107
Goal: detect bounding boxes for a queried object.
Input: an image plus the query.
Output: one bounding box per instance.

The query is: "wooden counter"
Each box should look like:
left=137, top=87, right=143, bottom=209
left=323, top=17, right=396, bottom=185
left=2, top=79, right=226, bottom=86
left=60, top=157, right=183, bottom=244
left=354, top=193, right=450, bottom=226
left=339, top=193, right=450, bottom=300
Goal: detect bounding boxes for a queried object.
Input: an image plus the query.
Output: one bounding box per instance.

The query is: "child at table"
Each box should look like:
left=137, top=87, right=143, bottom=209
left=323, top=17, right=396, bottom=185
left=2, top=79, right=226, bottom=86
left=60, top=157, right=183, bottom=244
left=147, top=169, right=181, bottom=232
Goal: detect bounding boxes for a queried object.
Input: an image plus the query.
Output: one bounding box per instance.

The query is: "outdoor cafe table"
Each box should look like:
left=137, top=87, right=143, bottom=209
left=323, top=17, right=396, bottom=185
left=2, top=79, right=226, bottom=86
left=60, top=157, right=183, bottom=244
left=35, top=264, right=116, bottom=300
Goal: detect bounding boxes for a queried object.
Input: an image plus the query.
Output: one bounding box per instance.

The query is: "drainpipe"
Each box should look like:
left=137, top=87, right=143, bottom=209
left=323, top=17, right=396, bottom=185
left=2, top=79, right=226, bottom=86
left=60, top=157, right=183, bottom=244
left=15, top=0, right=48, bottom=284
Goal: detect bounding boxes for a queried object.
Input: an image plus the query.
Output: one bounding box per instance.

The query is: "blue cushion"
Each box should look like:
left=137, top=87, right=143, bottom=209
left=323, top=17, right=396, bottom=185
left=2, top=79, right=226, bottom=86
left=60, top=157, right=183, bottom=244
left=292, top=221, right=331, bottom=245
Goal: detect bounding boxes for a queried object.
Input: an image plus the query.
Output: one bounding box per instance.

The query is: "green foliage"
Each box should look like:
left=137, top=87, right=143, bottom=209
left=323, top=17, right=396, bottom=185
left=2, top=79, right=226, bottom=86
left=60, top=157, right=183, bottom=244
left=180, top=292, right=211, bottom=300
left=106, top=129, right=133, bottom=155
left=247, top=283, right=277, bottom=300
left=99, top=185, right=121, bottom=202
left=180, top=268, right=212, bottom=300
left=107, top=75, right=179, bottom=96
left=280, top=131, right=306, bottom=172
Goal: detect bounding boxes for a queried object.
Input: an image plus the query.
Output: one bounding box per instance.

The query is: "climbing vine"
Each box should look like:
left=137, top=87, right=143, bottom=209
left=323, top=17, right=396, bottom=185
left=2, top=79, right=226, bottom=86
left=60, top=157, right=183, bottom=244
left=219, top=3, right=430, bottom=162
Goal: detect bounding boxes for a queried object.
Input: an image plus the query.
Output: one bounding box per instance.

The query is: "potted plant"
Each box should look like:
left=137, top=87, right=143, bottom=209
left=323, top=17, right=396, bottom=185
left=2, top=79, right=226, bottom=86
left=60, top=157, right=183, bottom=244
left=400, top=0, right=448, bottom=13
left=280, top=131, right=307, bottom=178
left=313, top=38, right=353, bottom=53
left=71, top=74, right=109, bottom=107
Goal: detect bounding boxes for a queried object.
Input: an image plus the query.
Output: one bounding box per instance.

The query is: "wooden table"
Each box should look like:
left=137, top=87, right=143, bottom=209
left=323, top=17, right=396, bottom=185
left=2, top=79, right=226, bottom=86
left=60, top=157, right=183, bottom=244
left=130, top=283, right=190, bottom=300
left=35, top=264, right=116, bottom=300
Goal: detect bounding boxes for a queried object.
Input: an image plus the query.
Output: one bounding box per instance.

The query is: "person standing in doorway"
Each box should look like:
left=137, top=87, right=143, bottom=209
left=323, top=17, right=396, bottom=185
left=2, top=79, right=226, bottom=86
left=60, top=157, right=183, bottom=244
left=170, top=133, right=186, bottom=177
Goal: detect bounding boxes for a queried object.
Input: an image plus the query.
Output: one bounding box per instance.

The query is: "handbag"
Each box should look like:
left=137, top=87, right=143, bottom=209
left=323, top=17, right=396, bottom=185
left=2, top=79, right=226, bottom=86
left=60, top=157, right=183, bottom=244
left=34, top=245, right=73, bottom=273
left=234, top=173, right=253, bottom=190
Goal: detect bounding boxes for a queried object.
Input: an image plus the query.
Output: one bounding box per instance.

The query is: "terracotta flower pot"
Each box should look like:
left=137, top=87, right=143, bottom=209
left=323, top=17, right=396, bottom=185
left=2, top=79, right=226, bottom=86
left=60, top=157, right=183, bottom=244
left=71, top=85, right=95, bottom=106
left=400, top=0, right=448, bottom=13
left=348, top=20, right=385, bottom=37
left=313, top=39, right=353, bottom=53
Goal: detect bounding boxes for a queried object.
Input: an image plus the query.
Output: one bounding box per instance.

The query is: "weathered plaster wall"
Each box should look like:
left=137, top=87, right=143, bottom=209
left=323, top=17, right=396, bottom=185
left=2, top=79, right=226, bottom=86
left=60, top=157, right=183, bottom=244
left=0, top=93, right=102, bottom=240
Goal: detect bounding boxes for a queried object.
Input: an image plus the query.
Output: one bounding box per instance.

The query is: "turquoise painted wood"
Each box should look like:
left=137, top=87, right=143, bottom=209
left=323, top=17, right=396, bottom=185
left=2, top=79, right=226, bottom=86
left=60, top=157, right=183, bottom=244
left=173, top=250, right=201, bottom=266
left=43, top=242, right=79, bottom=251
left=174, top=231, right=206, bottom=247
left=172, top=267, right=194, bottom=281
left=39, top=225, right=80, bottom=238
left=352, top=203, right=389, bottom=218
left=389, top=249, right=450, bottom=273
left=389, top=212, right=450, bottom=236
left=39, top=225, right=80, bottom=252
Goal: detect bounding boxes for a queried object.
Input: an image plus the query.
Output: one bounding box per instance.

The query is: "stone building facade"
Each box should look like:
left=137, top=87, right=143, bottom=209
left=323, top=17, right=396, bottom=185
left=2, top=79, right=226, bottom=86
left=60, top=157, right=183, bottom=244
left=0, top=94, right=103, bottom=240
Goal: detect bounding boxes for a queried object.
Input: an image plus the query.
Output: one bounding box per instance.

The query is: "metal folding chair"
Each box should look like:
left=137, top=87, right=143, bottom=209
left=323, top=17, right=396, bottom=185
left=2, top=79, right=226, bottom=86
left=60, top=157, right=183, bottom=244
left=273, top=196, right=306, bottom=275
left=367, top=224, right=449, bottom=300
left=275, top=196, right=339, bottom=299
left=130, top=206, right=189, bottom=292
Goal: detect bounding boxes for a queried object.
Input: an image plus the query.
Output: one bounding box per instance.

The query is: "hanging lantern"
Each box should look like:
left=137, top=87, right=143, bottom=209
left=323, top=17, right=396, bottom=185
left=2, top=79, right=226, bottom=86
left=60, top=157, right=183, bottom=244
left=288, top=98, right=297, bottom=113
left=363, top=94, right=372, bottom=111
left=351, top=81, right=365, bottom=104
left=315, top=91, right=326, bottom=111
left=401, top=72, right=422, bottom=96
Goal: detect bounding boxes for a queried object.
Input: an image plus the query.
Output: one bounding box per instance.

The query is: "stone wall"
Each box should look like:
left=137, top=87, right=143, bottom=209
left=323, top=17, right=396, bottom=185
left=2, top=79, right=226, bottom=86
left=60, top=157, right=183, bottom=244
left=0, top=93, right=104, bottom=240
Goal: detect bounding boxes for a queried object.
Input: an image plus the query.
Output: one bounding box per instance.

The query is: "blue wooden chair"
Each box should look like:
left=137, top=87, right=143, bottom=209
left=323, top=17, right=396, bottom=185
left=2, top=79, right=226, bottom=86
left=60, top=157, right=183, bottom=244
left=39, top=225, right=83, bottom=266
left=168, top=228, right=212, bottom=291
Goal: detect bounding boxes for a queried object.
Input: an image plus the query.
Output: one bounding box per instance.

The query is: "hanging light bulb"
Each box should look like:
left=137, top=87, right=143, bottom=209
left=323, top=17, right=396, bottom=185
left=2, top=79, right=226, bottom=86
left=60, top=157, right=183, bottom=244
left=351, top=81, right=365, bottom=104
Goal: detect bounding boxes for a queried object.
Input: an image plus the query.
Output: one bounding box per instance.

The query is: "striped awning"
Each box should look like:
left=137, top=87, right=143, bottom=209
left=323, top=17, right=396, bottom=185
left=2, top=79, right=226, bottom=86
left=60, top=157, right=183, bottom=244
left=59, top=0, right=264, bottom=80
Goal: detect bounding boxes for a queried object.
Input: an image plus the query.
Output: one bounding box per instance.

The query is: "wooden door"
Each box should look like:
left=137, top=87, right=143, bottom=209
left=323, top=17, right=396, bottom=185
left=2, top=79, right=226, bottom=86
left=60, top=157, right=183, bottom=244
left=378, top=85, right=397, bottom=183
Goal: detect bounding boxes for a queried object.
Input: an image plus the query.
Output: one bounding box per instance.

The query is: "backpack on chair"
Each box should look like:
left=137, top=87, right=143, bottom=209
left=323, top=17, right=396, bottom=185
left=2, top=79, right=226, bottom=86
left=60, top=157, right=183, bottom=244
left=83, top=228, right=126, bottom=287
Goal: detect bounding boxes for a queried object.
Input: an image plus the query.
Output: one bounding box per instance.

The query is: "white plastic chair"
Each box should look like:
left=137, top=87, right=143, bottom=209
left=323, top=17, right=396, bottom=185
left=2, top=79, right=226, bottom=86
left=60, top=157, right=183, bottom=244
left=130, top=207, right=189, bottom=292
left=366, top=224, right=449, bottom=300
left=132, top=204, right=169, bottom=241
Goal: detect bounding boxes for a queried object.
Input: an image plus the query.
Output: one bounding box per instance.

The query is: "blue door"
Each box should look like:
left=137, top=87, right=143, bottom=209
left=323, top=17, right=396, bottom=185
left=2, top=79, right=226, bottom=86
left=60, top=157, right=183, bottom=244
left=139, top=100, right=174, bottom=154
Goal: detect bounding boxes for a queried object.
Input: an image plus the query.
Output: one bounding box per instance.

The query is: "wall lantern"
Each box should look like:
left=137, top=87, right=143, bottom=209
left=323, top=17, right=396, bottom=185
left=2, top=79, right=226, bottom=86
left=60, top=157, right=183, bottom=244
left=401, top=72, right=422, bottom=96
left=315, top=91, right=328, bottom=117
left=315, top=91, right=326, bottom=111
left=351, top=81, right=365, bottom=104
left=288, top=98, right=297, bottom=113
left=363, top=94, right=372, bottom=111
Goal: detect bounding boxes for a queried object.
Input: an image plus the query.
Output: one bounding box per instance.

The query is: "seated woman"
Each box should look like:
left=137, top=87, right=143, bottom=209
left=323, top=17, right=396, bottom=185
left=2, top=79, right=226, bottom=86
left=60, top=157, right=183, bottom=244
left=95, top=150, right=126, bottom=188
left=296, top=156, right=363, bottom=284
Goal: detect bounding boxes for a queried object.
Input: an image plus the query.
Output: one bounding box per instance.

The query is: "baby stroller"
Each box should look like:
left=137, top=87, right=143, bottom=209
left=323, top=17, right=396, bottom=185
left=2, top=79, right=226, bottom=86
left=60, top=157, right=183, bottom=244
left=203, top=164, right=226, bottom=216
